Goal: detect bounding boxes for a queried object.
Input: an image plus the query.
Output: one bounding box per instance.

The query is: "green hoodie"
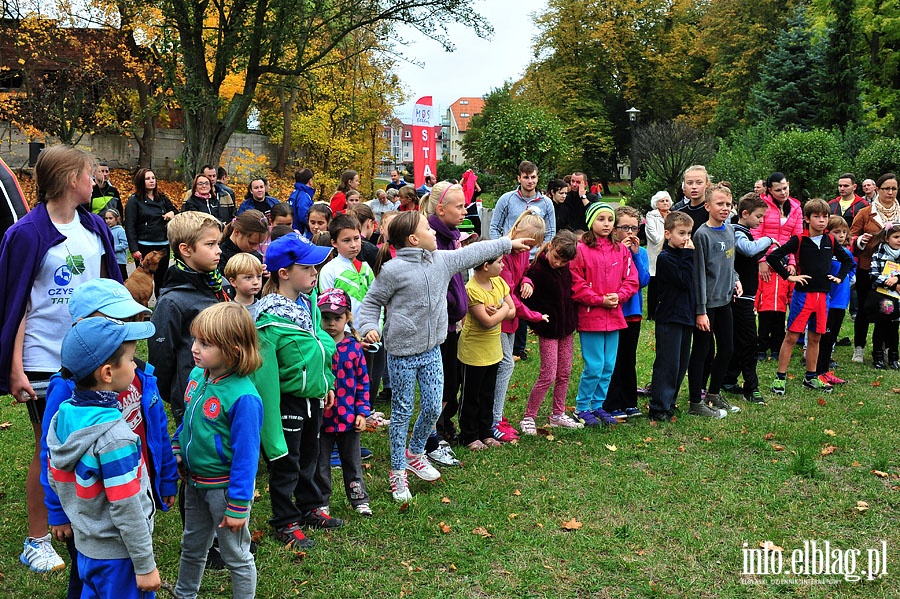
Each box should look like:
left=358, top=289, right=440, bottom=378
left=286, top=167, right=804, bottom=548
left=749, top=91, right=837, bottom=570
left=251, top=298, right=336, bottom=460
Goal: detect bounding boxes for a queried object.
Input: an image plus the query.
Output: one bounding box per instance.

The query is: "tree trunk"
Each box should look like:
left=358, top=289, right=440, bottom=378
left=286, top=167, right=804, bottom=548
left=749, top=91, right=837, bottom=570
left=276, top=87, right=298, bottom=176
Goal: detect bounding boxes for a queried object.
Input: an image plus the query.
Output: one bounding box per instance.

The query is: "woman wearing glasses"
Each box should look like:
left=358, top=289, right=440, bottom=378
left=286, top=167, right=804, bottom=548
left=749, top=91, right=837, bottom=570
left=124, top=168, right=177, bottom=297
left=184, top=174, right=233, bottom=223
left=850, top=173, right=900, bottom=364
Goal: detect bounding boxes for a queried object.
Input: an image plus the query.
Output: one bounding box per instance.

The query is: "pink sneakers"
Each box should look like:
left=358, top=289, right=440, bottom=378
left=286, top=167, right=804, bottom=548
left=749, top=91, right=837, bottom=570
left=491, top=418, right=519, bottom=442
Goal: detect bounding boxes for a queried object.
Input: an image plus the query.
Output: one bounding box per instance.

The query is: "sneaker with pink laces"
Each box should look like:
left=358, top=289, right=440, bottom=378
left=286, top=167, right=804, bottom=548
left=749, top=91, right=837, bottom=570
left=405, top=449, right=441, bottom=481
left=821, top=371, right=846, bottom=385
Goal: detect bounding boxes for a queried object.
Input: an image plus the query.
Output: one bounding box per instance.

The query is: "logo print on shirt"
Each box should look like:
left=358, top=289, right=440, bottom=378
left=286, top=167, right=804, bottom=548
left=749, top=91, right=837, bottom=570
left=203, top=396, right=221, bottom=420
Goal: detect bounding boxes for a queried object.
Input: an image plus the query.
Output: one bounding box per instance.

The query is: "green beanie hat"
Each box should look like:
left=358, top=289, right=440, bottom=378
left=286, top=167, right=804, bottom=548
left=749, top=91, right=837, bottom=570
left=586, top=202, right=615, bottom=229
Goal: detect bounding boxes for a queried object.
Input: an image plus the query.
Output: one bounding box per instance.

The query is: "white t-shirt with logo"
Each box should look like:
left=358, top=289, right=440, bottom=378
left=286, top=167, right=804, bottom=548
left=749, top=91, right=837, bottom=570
left=23, top=214, right=104, bottom=372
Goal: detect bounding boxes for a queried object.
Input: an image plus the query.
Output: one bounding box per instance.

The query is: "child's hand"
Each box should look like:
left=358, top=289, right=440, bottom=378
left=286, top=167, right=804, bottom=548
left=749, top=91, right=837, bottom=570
left=485, top=303, right=498, bottom=316
left=786, top=264, right=797, bottom=276
left=602, top=293, right=619, bottom=308
left=219, top=514, right=246, bottom=533
left=788, top=274, right=811, bottom=286
left=136, top=569, right=161, bottom=592
left=696, top=314, right=710, bottom=332
left=50, top=524, right=72, bottom=543
left=509, top=238, right=536, bottom=253
left=364, top=330, right=381, bottom=344
left=683, top=238, right=694, bottom=250
left=828, top=275, right=843, bottom=284
left=541, top=313, right=550, bottom=322
left=735, top=280, right=743, bottom=297
left=175, top=455, right=188, bottom=481
left=354, top=414, right=367, bottom=432
left=325, top=389, right=335, bottom=410
left=887, top=275, right=899, bottom=287
left=520, top=282, right=534, bottom=299
left=162, top=211, right=175, bottom=221
left=759, top=261, right=771, bottom=282
left=163, top=495, right=176, bottom=508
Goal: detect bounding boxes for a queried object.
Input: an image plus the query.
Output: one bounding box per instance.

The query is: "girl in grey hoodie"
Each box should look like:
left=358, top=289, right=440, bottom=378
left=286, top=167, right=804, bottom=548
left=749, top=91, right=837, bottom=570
left=358, top=210, right=531, bottom=502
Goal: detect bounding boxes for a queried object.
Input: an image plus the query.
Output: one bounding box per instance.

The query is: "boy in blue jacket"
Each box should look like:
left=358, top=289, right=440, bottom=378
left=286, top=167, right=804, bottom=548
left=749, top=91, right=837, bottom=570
left=47, top=316, right=161, bottom=598
left=42, top=279, right=177, bottom=599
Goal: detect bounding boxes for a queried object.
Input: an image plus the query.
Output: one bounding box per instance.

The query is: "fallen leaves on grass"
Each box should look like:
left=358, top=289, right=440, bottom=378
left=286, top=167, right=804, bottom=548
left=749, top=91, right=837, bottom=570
left=439, top=522, right=451, bottom=534
left=760, top=541, right=784, bottom=552
left=472, top=527, right=492, bottom=538
left=764, top=432, right=775, bottom=441
left=560, top=518, right=583, bottom=531
left=821, top=445, right=838, bottom=456
left=772, top=444, right=785, bottom=451
left=824, top=429, right=836, bottom=437
left=605, top=444, right=617, bottom=452
left=513, top=489, right=522, bottom=496
left=873, top=470, right=889, bottom=478
left=872, top=380, right=882, bottom=387
left=678, top=445, right=685, bottom=452
left=817, top=398, right=827, bottom=406
left=441, top=497, right=451, bottom=504
left=536, top=428, right=554, bottom=441
left=449, top=564, right=457, bottom=572
left=643, top=437, right=653, bottom=443
left=893, top=388, right=900, bottom=394
left=508, top=513, right=519, bottom=520
left=251, top=530, right=265, bottom=543
left=0, top=421, right=11, bottom=430
left=856, top=501, right=869, bottom=512
left=398, top=502, right=410, bottom=513
left=701, top=437, right=712, bottom=442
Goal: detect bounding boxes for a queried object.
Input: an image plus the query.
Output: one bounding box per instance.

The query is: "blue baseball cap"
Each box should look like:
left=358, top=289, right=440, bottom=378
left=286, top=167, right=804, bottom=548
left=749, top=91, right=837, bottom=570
left=264, top=232, right=331, bottom=272
left=69, top=279, right=150, bottom=321
left=61, top=317, right=155, bottom=381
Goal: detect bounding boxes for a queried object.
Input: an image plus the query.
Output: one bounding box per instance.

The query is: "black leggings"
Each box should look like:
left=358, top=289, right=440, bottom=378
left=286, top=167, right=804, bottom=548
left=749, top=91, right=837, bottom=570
left=688, top=305, right=734, bottom=400
left=758, top=310, right=787, bottom=356
left=816, top=308, right=846, bottom=374
left=854, top=269, right=873, bottom=348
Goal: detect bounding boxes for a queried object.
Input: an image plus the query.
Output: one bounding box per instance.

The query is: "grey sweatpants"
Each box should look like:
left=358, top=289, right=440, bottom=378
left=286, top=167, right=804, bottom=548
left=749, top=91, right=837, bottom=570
left=175, top=485, right=257, bottom=599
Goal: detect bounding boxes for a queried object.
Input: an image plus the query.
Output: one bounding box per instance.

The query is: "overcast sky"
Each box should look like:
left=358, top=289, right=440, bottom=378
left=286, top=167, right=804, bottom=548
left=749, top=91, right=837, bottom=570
left=391, top=0, right=548, bottom=124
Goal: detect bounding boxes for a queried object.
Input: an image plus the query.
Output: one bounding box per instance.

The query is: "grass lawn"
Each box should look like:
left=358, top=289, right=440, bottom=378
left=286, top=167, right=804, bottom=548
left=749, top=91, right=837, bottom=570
left=0, top=315, right=898, bottom=598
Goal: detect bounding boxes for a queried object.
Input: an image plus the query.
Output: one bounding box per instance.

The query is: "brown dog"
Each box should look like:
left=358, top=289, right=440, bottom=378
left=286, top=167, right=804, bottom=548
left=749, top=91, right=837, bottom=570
left=124, top=250, right=163, bottom=313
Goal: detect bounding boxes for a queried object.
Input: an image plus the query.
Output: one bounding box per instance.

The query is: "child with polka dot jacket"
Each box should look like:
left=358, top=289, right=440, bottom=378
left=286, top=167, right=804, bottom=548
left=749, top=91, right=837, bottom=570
left=314, top=288, right=372, bottom=517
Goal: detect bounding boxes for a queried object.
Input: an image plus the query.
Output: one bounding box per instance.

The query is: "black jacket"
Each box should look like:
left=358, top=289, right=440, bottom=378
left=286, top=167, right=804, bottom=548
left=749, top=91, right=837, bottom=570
left=655, top=242, right=696, bottom=327
left=183, top=193, right=234, bottom=224
left=124, top=193, right=177, bottom=252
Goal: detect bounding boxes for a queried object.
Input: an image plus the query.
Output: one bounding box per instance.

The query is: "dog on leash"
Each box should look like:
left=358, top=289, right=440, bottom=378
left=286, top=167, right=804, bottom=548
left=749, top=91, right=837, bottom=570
left=124, top=250, right=164, bottom=313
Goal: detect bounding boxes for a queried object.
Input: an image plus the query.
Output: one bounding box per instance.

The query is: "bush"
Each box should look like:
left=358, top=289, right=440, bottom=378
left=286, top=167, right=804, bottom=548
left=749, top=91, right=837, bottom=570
left=760, top=129, right=843, bottom=201
left=709, top=140, right=767, bottom=197
left=854, top=137, right=900, bottom=181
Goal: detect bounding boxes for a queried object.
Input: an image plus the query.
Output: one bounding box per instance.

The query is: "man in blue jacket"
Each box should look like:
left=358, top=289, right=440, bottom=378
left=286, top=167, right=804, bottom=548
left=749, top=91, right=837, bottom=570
left=288, top=168, right=315, bottom=234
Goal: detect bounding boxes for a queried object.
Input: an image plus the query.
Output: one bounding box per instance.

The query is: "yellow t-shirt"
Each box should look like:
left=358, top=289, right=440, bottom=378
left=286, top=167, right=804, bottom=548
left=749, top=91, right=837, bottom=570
left=458, top=276, right=510, bottom=366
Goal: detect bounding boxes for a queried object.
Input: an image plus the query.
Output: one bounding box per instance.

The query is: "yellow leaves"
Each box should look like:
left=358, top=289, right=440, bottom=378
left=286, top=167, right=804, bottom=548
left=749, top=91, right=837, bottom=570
left=472, top=527, right=492, bottom=538
left=604, top=444, right=617, bottom=452
left=824, top=429, right=836, bottom=437
left=820, top=444, right=838, bottom=456
left=560, top=518, right=583, bottom=531
left=0, top=421, right=11, bottom=430
left=771, top=444, right=785, bottom=452
left=856, top=501, right=869, bottom=512
left=441, top=497, right=451, bottom=504
left=512, top=489, right=522, bottom=496
left=873, top=470, right=889, bottom=478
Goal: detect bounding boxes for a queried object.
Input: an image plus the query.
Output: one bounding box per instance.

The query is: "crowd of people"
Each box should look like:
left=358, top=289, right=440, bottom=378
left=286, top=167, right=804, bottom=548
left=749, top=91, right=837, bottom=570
left=0, top=146, right=898, bottom=598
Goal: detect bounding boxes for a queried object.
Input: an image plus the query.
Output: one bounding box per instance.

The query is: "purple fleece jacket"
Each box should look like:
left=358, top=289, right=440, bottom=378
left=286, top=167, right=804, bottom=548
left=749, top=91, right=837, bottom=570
left=428, top=214, right=467, bottom=332
left=0, top=202, right=121, bottom=393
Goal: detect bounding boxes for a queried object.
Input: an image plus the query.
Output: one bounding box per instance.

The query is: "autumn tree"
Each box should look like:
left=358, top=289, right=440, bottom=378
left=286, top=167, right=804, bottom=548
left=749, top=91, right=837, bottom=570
left=158, top=0, right=490, bottom=183
left=634, top=120, right=717, bottom=198
left=461, top=95, right=571, bottom=179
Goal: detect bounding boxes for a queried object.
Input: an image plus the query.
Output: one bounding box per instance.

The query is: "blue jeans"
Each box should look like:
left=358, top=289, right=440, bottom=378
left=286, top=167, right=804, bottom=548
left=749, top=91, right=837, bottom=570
left=387, top=348, right=444, bottom=470
left=492, top=331, right=515, bottom=425
left=575, top=330, right=619, bottom=412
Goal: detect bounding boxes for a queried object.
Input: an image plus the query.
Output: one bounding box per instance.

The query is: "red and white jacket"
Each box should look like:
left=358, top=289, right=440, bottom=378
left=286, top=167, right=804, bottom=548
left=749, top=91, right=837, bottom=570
left=570, top=238, right=639, bottom=332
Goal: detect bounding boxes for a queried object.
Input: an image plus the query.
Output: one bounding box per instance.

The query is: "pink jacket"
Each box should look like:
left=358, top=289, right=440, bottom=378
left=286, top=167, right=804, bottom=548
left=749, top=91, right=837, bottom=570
left=570, top=238, right=639, bottom=332
left=499, top=249, right=542, bottom=333
left=753, top=194, right=803, bottom=264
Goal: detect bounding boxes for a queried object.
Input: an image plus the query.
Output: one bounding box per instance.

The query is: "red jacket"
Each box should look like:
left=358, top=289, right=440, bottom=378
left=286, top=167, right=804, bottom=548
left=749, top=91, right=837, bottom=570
left=570, top=238, right=638, bottom=332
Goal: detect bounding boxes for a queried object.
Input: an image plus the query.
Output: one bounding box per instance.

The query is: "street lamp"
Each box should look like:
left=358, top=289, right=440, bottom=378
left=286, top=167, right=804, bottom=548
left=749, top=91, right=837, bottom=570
left=626, top=107, right=640, bottom=187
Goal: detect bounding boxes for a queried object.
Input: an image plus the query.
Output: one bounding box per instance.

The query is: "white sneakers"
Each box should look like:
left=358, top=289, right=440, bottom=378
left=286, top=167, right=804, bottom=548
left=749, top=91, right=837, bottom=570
left=852, top=347, right=865, bottom=363
left=21, top=534, right=65, bottom=573
left=389, top=470, right=413, bottom=503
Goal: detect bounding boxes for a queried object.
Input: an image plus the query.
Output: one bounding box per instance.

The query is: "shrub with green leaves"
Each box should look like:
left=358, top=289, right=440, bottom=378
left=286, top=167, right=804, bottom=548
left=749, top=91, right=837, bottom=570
left=761, top=129, right=843, bottom=201
left=854, top=137, right=900, bottom=181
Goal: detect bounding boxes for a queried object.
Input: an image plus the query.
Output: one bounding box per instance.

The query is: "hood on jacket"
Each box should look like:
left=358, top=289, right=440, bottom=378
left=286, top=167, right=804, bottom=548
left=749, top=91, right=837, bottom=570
left=47, top=400, right=122, bottom=471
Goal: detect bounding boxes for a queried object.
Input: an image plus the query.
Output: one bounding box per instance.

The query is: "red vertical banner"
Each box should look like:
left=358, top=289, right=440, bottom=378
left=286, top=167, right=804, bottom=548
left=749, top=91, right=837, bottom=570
left=412, top=96, right=436, bottom=188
